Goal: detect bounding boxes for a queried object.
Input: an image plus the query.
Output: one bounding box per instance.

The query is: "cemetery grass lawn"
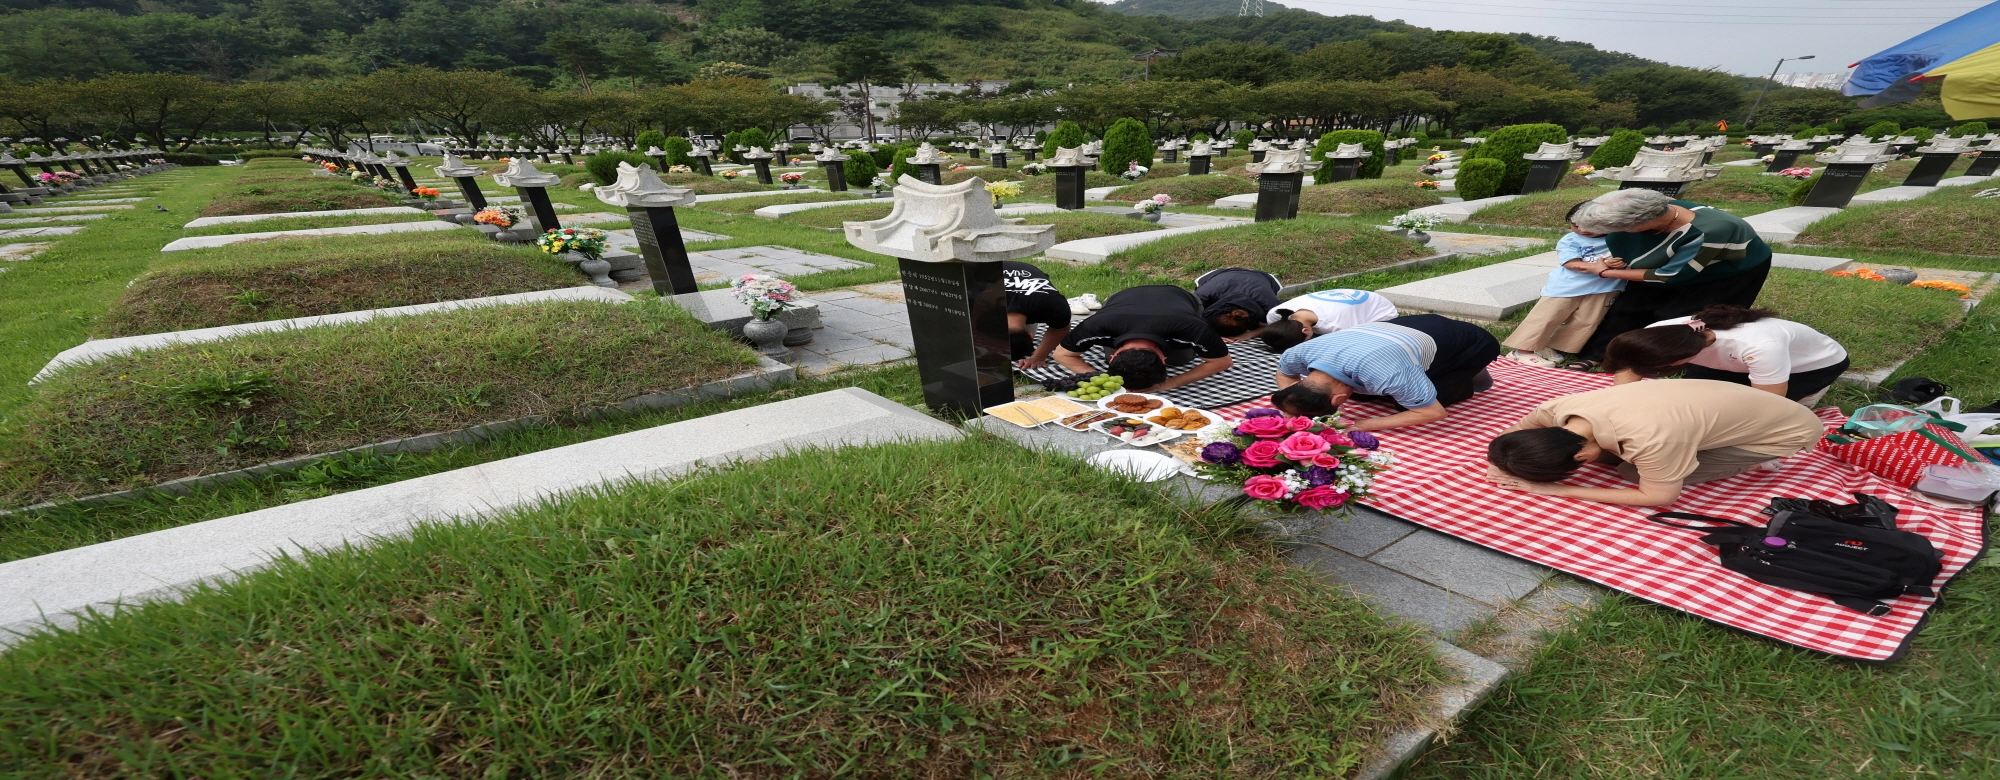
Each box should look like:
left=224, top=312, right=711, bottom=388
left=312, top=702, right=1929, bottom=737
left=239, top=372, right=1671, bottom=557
left=1296, top=178, right=1445, bottom=216
left=0, top=166, right=242, bottom=420
left=179, top=211, right=441, bottom=236
left=94, top=232, right=580, bottom=337
left=0, top=301, right=757, bottom=507
left=1106, top=216, right=1433, bottom=283
left=1793, top=186, right=2000, bottom=257
left=0, top=436, right=1444, bottom=777
left=196, top=178, right=400, bottom=217
left=942, top=167, right=1024, bottom=184
left=661, top=172, right=781, bottom=194
left=1753, top=269, right=1968, bottom=372
left=1776, top=244, right=2000, bottom=274
left=1019, top=170, right=1124, bottom=198
left=0, top=364, right=924, bottom=563
left=1465, top=189, right=1603, bottom=229
left=694, top=191, right=861, bottom=214
left=1101, top=174, right=1257, bottom=206
left=1405, top=545, right=2000, bottom=780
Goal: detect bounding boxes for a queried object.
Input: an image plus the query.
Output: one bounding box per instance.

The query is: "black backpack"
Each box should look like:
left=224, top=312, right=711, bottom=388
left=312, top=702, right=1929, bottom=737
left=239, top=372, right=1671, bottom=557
left=1649, top=493, right=1944, bottom=616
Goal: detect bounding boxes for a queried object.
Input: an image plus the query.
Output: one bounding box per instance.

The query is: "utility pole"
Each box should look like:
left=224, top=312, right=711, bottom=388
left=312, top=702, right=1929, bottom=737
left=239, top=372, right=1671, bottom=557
left=1746, top=54, right=1815, bottom=128
left=1239, top=0, right=1263, bottom=16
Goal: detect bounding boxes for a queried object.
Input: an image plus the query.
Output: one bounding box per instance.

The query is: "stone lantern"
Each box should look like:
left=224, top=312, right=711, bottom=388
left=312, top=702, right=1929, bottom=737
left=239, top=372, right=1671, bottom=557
left=1519, top=141, right=1579, bottom=194
left=909, top=142, right=951, bottom=185
left=843, top=175, right=1057, bottom=417
left=595, top=161, right=701, bottom=294
left=492, top=157, right=564, bottom=234
left=1246, top=147, right=1319, bottom=222
left=435, top=152, right=489, bottom=215
left=1596, top=147, right=1721, bottom=198
left=1801, top=140, right=1899, bottom=208
left=1047, top=146, right=1089, bottom=210
left=1188, top=140, right=1214, bottom=175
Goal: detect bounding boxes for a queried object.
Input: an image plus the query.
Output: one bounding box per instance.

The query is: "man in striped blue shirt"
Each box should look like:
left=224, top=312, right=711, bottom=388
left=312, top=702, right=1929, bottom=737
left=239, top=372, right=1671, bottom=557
left=1272, top=314, right=1501, bottom=432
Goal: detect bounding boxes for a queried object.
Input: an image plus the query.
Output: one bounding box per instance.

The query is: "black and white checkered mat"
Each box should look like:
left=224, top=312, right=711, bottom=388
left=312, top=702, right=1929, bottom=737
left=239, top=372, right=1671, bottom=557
left=1016, top=323, right=1284, bottom=409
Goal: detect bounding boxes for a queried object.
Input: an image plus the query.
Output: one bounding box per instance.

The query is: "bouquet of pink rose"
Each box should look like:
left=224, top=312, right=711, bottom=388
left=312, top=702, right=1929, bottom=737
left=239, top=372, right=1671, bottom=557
left=1193, top=409, right=1392, bottom=514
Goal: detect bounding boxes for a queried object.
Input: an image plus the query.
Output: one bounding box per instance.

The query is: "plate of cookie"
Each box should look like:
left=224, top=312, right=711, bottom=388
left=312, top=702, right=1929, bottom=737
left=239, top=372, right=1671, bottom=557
left=1096, top=392, right=1172, bottom=414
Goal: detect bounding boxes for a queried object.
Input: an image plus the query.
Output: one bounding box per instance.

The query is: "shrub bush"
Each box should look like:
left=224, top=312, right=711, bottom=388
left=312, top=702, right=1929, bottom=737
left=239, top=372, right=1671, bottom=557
left=1098, top=118, right=1155, bottom=177
left=1312, top=129, right=1387, bottom=180
left=1953, top=121, right=1989, bottom=137
left=662, top=136, right=694, bottom=168
left=635, top=130, right=667, bottom=154
left=868, top=145, right=895, bottom=169
left=1578, top=126, right=1603, bottom=136
left=1640, top=125, right=1663, bottom=135
left=1908, top=128, right=1936, bottom=142
left=1042, top=121, right=1087, bottom=160
left=843, top=153, right=879, bottom=189
left=585, top=151, right=653, bottom=185
left=721, top=131, right=743, bottom=163
left=1468, top=123, right=1569, bottom=195
left=159, top=153, right=221, bottom=166
left=738, top=127, right=771, bottom=156
left=890, top=145, right=919, bottom=182
left=1454, top=158, right=1506, bottom=200
left=1863, top=121, right=1901, bottom=140
left=237, top=150, right=303, bottom=160
left=1588, top=129, right=1648, bottom=169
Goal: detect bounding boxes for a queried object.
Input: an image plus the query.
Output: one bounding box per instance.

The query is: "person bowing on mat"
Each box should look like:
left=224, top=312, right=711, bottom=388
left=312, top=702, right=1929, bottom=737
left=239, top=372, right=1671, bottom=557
left=1052, top=285, right=1233, bottom=392
left=1269, top=314, right=1500, bottom=432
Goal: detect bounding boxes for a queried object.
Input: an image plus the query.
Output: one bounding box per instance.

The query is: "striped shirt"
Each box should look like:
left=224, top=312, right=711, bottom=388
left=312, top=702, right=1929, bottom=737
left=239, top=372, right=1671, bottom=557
left=1605, top=201, right=1771, bottom=288
left=1277, top=322, right=1441, bottom=409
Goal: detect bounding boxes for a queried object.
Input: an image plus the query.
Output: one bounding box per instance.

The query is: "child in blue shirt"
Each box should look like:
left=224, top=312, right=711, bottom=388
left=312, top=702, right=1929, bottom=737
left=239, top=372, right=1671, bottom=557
left=1501, top=202, right=1627, bottom=368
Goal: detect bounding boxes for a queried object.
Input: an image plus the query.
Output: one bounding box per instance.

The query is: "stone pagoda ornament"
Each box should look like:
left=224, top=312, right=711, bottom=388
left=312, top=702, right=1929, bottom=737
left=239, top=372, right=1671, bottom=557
left=595, top=162, right=701, bottom=294
left=1801, top=140, right=1900, bottom=208
left=1519, top=141, right=1579, bottom=194
left=741, top=146, right=776, bottom=185
left=492, top=158, right=563, bottom=234
left=1596, top=147, right=1720, bottom=198
left=433, top=152, right=489, bottom=212
left=843, top=175, right=1058, bottom=417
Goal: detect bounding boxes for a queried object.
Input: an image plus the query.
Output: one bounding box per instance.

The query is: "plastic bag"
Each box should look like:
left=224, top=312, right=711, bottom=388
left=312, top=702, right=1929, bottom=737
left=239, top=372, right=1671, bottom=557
left=1916, top=397, right=2000, bottom=443
left=1846, top=404, right=1936, bottom=437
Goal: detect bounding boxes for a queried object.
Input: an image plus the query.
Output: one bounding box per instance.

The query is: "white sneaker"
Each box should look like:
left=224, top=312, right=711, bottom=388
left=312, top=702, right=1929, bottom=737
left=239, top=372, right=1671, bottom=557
left=1082, top=293, right=1103, bottom=310
left=1069, top=297, right=1090, bottom=316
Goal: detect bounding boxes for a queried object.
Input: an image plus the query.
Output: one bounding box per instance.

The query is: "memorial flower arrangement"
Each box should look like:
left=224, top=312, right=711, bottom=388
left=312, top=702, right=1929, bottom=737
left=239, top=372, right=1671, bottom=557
left=1778, top=166, right=1815, bottom=180
left=1831, top=268, right=1889, bottom=281
left=1911, top=279, right=1972, bottom=295
left=1192, top=409, right=1391, bottom=514
left=950, top=164, right=969, bottom=171
left=1390, top=213, right=1445, bottom=232
left=778, top=171, right=805, bottom=185
left=871, top=173, right=893, bottom=193
left=669, top=165, right=693, bottom=173
left=536, top=227, right=610, bottom=261
left=473, top=207, right=523, bottom=228
left=373, top=176, right=399, bottom=190
left=411, top=186, right=441, bottom=203
left=721, top=170, right=741, bottom=179
left=149, top=158, right=166, bottom=165
left=1121, top=161, right=1150, bottom=181
left=984, top=180, right=1022, bottom=206
left=1573, top=164, right=1595, bottom=175
left=1427, top=153, right=1448, bottom=162
left=730, top=274, right=799, bottom=320
left=1414, top=179, right=1441, bottom=190
left=1020, top=162, right=1048, bottom=176
left=1133, top=193, right=1171, bottom=214
left=349, top=170, right=369, bottom=181
left=1761, top=154, right=1777, bottom=163
left=1419, top=164, right=1442, bottom=175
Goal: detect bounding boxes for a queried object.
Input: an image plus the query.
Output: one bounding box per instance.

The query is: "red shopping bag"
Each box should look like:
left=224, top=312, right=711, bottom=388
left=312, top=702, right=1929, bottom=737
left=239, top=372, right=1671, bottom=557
left=1817, top=423, right=1980, bottom=488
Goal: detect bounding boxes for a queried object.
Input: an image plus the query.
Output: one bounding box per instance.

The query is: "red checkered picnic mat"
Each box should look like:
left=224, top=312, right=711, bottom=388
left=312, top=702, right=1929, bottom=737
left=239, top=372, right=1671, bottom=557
left=1211, top=360, right=1990, bottom=662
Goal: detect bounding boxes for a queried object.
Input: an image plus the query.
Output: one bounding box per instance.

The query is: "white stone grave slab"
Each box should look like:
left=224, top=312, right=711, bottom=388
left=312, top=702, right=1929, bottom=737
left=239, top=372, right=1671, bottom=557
left=30, top=197, right=145, bottom=205
left=1084, top=185, right=1126, bottom=200
left=0, top=388, right=957, bottom=647
left=1771, top=253, right=1855, bottom=272
left=160, top=220, right=460, bottom=252
left=553, top=212, right=632, bottom=226
left=1742, top=206, right=1842, bottom=244
left=0, top=226, right=85, bottom=239
left=12, top=204, right=135, bottom=214
left=0, top=242, right=53, bottom=261
left=1212, top=193, right=1258, bottom=209
left=755, top=198, right=888, bottom=218
left=0, top=214, right=104, bottom=225
left=695, top=188, right=843, bottom=204
left=604, top=227, right=728, bottom=250
left=1046, top=220, right=1244, bottom=264
left=1723, top=159, right=1764, bottom=167
left=1410, top=195, right=1524, bottom=223
left=1375, top=255, right=1554, bottom=320
left=34, top=286, right=633, bottom=382
left=1936, top=175, right=1994, bottom=187
left=996, top=203, right=1062, bottom=216
left=183, top=206, right=427, bottom=228
left=1846, top=186, right=1940, bottom=207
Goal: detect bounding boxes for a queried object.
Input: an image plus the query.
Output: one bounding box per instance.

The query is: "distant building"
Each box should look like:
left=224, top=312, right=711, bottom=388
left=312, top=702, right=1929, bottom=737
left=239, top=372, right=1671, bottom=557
left=1771, top=72, right=1851, bottom=90
left=787, top=82, right=1013, bottom=141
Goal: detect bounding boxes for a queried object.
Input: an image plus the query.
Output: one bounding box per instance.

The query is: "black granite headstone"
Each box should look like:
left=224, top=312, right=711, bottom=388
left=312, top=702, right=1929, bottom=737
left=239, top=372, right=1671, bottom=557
left=695, top=156, right=714, bottom=176
left=1519, top=158, right=1568, bottom=194
left=626, top=206, right=699, bottom=296
left=916, top=163, right=943, bottom=186
left=11, top=163, right=39, bottom=187
left=1891, top=142, right=1922, bottom=157
left=1966, top=150, right=2000, bottom=178
left=1163, top=148, right=1178, bottom=164
left=1385, top=147, right=1400, bottom=167
left=561, top=150, right=575, bottom=165
left=751, top=159, right=774, bottom=185
left=967, top=145, right=982, bottom=160
left=1799, top=163, right=1873, bottom=208
left=1021, top=149, right=1037, bottom=163
left=991, top=151, right=1007, bottom=169
left=1251, top=148, right=1267, bottom=163
left=450, top=176, right=488, bottom=210
left=1254, top=171, right=1303, bottom=222
left=1188, top=155, right=1211, bottom=176
left=898, top=259, right=1012, bottom=418
left=1903, top=152, right=1961, bottom=187
left=1751, top=142, right=1778, bottom=156
left=1325, top=158, right=1363, bottom=183
left=1617, top=180, right=1692, bottom=198
left=1052, top=165, right=1086, bottom=210
left=1765, top=149, right=1805, bottom=173
left=391, top=164, right=419, bottom=193
left=514, top=186, right=562, bottom=235
left=822, top=160, right=848, bottom=192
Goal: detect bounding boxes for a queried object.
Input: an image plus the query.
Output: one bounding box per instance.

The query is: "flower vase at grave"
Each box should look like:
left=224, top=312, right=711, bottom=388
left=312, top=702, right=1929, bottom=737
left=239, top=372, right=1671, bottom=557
left=816, top=148, right=850, bottom=192
left=492, top=158, right=563, bottom=235
left=1904, top=137, right=1974, bottom=187
left=741, top=316, right=789, bottom=359
left=1047, top=146, right=1089, bottom=211
left=910, top=142, right=949, bottom=186
left=1965, top=140, right=2000, bottom=178
left=594, top=162, right=700, bottom=295
left=1518, top=142, right=1577, bottom=194
left=1323, top=142, right=1373, bottom=184
left=1248, top=148, right=1315, bottom=222
left=1801, top=141, right=1899, bottom=209
left=843, top=176, right=1057, bottom=417
left=744, top=147, right=776, bottom=185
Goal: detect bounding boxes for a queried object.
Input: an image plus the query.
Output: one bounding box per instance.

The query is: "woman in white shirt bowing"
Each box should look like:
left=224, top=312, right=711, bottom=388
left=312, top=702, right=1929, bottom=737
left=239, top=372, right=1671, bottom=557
left=1256, top=288, right=1399, bottom=353
left=1602, top=304, right=1850, bottom=405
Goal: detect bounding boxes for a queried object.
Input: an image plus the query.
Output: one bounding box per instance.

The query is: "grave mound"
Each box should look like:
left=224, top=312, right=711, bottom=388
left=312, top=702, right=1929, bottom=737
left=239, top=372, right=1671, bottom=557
left=1296, top=178, right=1445, bottom=215
left=1108, top=216, right=1431, bottom=282
left=1793, top=187, right=2000, bottom=256
left=1101, top=174, right=1257, bottom=206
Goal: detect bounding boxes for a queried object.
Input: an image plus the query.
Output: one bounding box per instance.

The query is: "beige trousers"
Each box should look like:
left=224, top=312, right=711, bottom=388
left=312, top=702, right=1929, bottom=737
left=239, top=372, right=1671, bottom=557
left=1612, top=446, right=1777, bottom=485
left=1503, top=291, right=1620, bottom=354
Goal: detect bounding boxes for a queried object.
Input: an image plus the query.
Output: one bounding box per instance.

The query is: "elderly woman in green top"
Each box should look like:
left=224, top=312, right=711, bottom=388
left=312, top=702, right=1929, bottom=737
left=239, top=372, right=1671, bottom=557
left=1568, top=189, right=1774, bottom=365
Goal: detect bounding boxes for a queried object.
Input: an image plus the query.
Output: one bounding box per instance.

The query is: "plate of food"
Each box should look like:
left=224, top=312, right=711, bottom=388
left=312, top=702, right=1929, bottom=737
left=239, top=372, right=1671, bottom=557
left=1141, top=406, right=1214, bottom=432
left=983, top=396, right=1091, bottom=429
left=1088, top=415, right=1185, bottom=448
left=1098, top=392, right=1172, bottom=415
left=1056, top=409, right=1121, bottom=432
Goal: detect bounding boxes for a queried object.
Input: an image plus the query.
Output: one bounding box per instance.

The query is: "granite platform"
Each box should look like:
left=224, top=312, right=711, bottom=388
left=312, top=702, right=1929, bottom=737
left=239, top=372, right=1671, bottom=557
left=160, top=220, right=461, bottom=251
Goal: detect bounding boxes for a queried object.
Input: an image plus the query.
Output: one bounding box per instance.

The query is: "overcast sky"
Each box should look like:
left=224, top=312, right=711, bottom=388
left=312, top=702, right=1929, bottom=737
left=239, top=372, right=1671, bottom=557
left=1145, top=0, right=1994, bottom=76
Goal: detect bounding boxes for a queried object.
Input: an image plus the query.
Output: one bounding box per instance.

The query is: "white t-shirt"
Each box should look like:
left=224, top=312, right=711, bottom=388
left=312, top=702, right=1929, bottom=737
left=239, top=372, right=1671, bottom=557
left=1652, top=316, right=1849, bottom=385
left=1267, top=289, right=1399, bottom=335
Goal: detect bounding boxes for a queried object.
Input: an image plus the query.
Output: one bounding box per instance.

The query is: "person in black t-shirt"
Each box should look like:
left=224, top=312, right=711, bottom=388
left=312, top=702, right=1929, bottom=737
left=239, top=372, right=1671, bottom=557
left=1002, top=261, right=1074, bottom=369
left=1053, top=285, right=1233, bottom=391
left=1193, top=267, right=1282, bottom=340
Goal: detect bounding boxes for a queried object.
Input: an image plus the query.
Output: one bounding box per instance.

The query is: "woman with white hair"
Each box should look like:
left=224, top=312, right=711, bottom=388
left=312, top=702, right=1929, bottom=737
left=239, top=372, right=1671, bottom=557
left=1566, top=189, right=1774, bottom=366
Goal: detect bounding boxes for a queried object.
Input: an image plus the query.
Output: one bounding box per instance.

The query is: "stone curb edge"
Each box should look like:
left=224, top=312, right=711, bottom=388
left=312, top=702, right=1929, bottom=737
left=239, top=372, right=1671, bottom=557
left=1277, top=252, right=1459, bottom=298
left=1354, top=639, right=1510, bottom=780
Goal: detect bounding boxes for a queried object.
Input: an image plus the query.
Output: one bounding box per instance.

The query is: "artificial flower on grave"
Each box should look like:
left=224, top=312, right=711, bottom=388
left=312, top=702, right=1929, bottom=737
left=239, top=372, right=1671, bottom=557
left=1573, top=164, right=1595, bottom=175
left=1830, top=268, right=1889, bottom=281
left=871, top=173, right=893, bottom=192
left=668, top=165, right=692, bottom=173
left=1414, top=179, right=1441, bottom=190
left=778, top=171, right=805, bottom=184
left=535, top=227, right=610, bottom=261
left=1121, top=161, right=1149, bottom=181
left=1133, top=193, right=1171, bottom=214
left=950, top=164, right=968, bottom=171
left=1191, top=410, right=1391, bottom=515
left=721, top=170, right=741, bottom=179
left=1911, top=279, right=1972, bottom=294
left=984, top=180, right=1022, bottom=206
left=1020, top=162, right=1047, bottom=176
left=730, top=274, right=799, bottom=321
left=412, top=186, right=441, bottom=202
left=1427, top=153, right=1448, bottom=162
left=473, top=207, right=523, bottom=228
left=1390, top=212, right=1445, bottom=232
left=1778, top=167, right=1815, bottom=180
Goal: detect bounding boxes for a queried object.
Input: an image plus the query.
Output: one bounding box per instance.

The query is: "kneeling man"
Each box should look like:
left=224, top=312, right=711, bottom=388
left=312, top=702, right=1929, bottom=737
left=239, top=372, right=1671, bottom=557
left=1486, top=379, right=1825, bottom=507
left=1053, top=285, right=1233, bottom=392
left=1270, top=313, right=1500, bottom=432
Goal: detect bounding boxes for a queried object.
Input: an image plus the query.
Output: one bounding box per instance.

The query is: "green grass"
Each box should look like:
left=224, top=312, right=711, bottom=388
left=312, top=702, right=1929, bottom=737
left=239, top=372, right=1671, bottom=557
left=94, top=232, right=579, bottom=337
left=1846, top=296, right=2000, bottom=410
left=694, top=191, right=859, bottom=214
left=1, top=301, right=757, bottom=506
left=1100, top=174, right=1256, bottom=206
left=0, top=436, right=1444, bottom=777
left=1795, top=185, right=2000, bottom=257
left=1754, top=268, right=1971, bottom=372
left=1297, top=178, right=1446, bottom=216
left=1465, top=188, right=1607, bottom=229
left=197, top=172, right=400, bottom=217
left=1108, top=216, right=1434, bottom=284
left=1019, top=170, right=1123, bottom=198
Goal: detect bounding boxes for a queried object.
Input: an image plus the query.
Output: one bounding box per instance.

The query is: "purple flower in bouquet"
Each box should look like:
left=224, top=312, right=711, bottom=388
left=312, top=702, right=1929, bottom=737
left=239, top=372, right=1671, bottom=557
left=1349, top=431, right=1380, bottom=450
left=1302, top=465, right=1337, bottom=487
left=1244, top=408, right=1283, bottom=419
left=1201, top=441, right=1243, bottom=465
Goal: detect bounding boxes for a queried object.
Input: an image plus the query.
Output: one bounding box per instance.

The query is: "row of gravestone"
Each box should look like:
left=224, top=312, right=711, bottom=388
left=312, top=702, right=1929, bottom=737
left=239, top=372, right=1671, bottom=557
left=0, top=149, right=176, bottom=211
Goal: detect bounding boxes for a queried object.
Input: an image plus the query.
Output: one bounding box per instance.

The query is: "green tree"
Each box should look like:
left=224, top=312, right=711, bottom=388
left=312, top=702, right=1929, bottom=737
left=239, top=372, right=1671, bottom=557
left=1862, top=121, right=1901, bottom=140
left=1588, top=129, right=1647, bottom=168
left=891, top=144, right=919, bottom=181
left=1468, top=123, right=1570, bottom=194
left=369, top=67, right=529, bottom=146
left=844, top=152, right=879, bottom=190
left=1042, top=120, right=1087, bottom=160
left=1954, top=121, right=1990, bottom=137
left=830, top=38, right=904, bottom=141
left=1312, top=129, right=1386, bottom=180
left=586, top=150, right=653, bottom=185
left=1454, top=157, right=1506, bottom=200
left=889, top=99, right=959, bottom=140
left=1294, top=41, right=1392, bottom=82
left=662, top=135, right=694, bottom=168
left=636, top=129, right=668, bottom=152
left=1591, top=67, right=1745, bottom=127
left=722, top=130, right=744, bottom=163
left=88, top=73, right=231, bottom=150
left=739, top=127, right=771, bottom=155
left=1156, top=42, right=1294, bottom=87
left=1098, top=118, right=1155, bottom=177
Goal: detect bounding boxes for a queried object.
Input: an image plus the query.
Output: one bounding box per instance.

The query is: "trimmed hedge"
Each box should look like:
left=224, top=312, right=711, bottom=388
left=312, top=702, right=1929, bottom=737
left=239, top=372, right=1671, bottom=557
left=1312, top=129, right=1387, bottom=180
left=1588, top=129, right=1647, bottom=169
left=1454, top=158, right=1507, bottom=201
left=586, top=151, right=654, bottom=185
left=663, top=136, right=694, bottom=168
left=1042, top=121, right=1087, bottom=160
left=1099, top=118, right=1155, bottom=178
left=843, top=153, right=879, bottom=189
left=1469, top=123, right=1569, bottom=195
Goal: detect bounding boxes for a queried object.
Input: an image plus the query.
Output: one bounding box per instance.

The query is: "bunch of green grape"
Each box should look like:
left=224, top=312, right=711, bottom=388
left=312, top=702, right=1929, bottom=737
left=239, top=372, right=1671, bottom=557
left=1065, top=373, right=1125, bottom=401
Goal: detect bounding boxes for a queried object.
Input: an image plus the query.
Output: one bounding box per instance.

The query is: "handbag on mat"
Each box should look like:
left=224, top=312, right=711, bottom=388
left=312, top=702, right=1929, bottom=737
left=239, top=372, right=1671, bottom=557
left=1649, top=495, right=1943, bottom=616
left=1818, top=406, right=1980, bottom=488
